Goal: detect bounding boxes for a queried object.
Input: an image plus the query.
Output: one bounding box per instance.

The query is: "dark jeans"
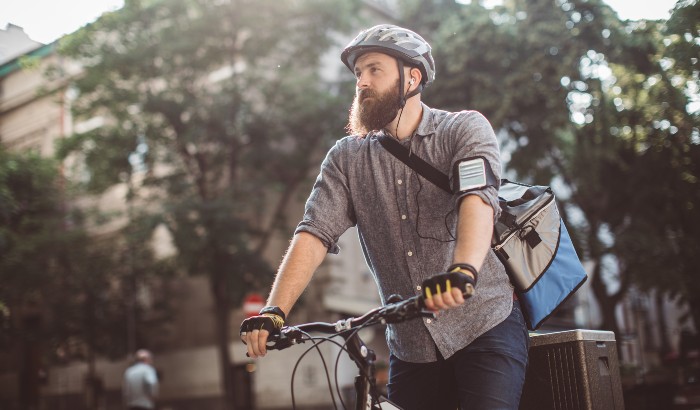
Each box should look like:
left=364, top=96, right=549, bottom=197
left=387, top=301, right=529, bottom=410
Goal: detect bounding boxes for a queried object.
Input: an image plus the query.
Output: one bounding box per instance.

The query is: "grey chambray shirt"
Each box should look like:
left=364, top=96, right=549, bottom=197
left=295, top=103, right=514, bottom=363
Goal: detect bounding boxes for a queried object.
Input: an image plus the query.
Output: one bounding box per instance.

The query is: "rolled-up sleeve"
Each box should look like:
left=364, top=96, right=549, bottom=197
left=448, top=111, right=502, bottom=222
left=295, top=138, right=357, bottom=254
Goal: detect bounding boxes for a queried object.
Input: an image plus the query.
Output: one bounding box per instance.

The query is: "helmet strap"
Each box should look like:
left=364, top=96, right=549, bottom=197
left=397, top=58, right=407, bottom=108
left=397, top=58, right=422, bottom=108
left=393, top=58, right=424, bottom=139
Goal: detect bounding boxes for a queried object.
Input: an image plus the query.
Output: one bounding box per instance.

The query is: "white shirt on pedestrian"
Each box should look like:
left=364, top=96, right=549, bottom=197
left=123, top=362, right=158, bottom=409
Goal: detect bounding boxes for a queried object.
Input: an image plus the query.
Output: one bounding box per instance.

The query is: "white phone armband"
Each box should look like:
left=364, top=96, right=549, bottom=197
left=453, top=156, right=498, bottom=194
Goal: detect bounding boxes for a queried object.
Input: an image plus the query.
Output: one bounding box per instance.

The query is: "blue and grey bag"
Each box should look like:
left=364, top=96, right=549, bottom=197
left=493, top=180, right=588, bottom=330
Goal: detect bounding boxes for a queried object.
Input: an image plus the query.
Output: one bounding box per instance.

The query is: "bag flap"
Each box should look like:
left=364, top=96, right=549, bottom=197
left=494, top=181, right=554, bottom=243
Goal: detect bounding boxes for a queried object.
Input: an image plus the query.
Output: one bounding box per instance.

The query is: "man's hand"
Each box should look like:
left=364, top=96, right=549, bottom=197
left=239, top=307, right=285, bottom=358
left=422, top=263, right=478, bottom=312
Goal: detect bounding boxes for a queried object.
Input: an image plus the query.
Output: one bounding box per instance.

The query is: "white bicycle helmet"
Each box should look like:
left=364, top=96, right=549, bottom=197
left=341, top=24, right=436, bottom=87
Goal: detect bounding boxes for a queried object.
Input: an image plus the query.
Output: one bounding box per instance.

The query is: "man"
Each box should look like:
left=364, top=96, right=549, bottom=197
left=240, top=24, right=528, bottom=409
left=123, top=349, right=159, bottom=410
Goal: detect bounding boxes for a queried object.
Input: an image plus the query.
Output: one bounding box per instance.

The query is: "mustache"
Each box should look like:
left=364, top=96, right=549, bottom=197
left=357, top=88, right=377, bottom=102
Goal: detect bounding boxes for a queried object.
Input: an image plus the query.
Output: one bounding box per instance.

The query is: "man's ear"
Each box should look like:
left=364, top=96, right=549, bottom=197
left=410, top=67, right=423, bottom=85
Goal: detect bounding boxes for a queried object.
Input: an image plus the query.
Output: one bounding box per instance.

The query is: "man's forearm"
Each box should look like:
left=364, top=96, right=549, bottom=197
left=452, top=195, right=494, bottom=271
left=266, top=231, right=327, bottom=316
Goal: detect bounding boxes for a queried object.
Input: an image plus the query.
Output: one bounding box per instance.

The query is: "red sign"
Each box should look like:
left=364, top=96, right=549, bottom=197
left=243, top=293, right=265, bottom=318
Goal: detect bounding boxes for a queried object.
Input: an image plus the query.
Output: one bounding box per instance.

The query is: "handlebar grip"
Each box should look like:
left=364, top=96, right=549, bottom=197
left=242, top=331, right=283, bottom=357
left=265, top=334, right=281, bottom=348
left=422, top=271, right=476, bottom=301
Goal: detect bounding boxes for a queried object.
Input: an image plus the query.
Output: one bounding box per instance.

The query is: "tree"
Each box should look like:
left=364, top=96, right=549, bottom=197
left=410, top=0, right=633, bottom=333
left=401, top=0, right=700, bottom=337
left=562, top=1, right=699, bottom=340
left=0, top=147, right=64, bottom=409
left=0, top=147, right=163, bottom=410
left=612, top=0, right=700, bottom=337
left=55, top=0, right=358, bottom=407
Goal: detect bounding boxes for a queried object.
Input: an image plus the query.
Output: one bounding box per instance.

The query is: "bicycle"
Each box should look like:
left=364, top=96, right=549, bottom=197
left=263, top=293, right=435, bottom=410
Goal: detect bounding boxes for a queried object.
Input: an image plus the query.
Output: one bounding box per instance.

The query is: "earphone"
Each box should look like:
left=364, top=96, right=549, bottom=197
left=409, top=78, right=415, bottom=85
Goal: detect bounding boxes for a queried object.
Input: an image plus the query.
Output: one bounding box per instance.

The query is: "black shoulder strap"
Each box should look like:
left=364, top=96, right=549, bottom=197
left=376, top=134, right=452, bottom=194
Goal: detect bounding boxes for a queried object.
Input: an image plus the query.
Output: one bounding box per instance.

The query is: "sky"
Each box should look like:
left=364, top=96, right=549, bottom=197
left=0, top=0, right=681, bottom=45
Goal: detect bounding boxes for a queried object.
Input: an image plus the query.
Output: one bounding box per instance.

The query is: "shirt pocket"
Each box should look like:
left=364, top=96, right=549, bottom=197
left=415, top=214, right=457, bottom=242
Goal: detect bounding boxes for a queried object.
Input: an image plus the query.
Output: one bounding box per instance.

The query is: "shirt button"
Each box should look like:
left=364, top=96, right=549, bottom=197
left=407, top=251, right=413, bottom=256
left=401, top=215, right=407, bottom=220
left=397, top=179, right=403, bottom=185
left=416, top=285, right=422, bottom=291
left=426, top=318, right=432, bottom=324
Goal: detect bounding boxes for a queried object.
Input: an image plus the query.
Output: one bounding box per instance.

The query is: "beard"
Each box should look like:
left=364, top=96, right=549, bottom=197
left=347, top=80, right=401, bottom=136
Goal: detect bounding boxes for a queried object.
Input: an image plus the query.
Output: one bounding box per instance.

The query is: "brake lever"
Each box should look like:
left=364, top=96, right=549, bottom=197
left=382, top=297, right=434, bottom=324
left=266, top=326, right=304, bottom=351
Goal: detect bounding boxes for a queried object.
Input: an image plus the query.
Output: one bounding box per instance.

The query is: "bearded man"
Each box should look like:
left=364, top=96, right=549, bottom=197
left=240, top=24, right=528, bottom=410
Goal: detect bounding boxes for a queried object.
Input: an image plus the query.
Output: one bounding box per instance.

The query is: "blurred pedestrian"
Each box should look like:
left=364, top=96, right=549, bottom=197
left=123, top=349, right=159, bottom=410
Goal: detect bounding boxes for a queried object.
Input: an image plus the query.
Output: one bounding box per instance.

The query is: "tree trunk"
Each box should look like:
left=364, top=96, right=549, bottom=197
left=85, top=293, right=100, bottom=410
left=687, top=297, right=700, bottom=352
left=655, top=290, right=672, bottom=360
left=212, top=272, right=235, bottom=410
left=590, top=260, right=621, bottom=336
left=19, top=310, right=42, bottom=410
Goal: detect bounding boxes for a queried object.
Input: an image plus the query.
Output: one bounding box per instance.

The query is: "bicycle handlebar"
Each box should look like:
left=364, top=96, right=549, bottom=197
left=265, top=294, right=434, bottom=352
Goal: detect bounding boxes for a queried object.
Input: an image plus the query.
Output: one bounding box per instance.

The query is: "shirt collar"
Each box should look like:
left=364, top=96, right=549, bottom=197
left=415, top=102, right=436, bottom=137
left=373, top=102, right=435, bottom=141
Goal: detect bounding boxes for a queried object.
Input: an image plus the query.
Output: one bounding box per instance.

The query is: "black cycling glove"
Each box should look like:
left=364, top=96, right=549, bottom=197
left=421, top=263, right=478, bottom=301
left=239, top=306, right=286, bottom=341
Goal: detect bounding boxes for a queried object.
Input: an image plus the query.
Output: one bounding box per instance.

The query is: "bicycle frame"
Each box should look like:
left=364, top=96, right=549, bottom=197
left=339, top=327, right=380, bottom=410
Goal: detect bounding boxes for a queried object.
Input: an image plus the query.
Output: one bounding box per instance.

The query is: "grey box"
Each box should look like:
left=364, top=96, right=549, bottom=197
left=519, top=329, right=625, bottom=410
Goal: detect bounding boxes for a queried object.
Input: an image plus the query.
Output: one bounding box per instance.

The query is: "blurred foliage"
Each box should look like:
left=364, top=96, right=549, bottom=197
left=406, top=0, right=699, bottom=334
left=56, top=0, right=358, bottom=296
left=0, top=146, right=170, bottom=369
left=420, top=0, right=627, bottom=181
left=54, top=0, right=358, bottom=406
left=664, top=0, right=700, bottom=79
left=560, top=0, right=699, bottom=334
